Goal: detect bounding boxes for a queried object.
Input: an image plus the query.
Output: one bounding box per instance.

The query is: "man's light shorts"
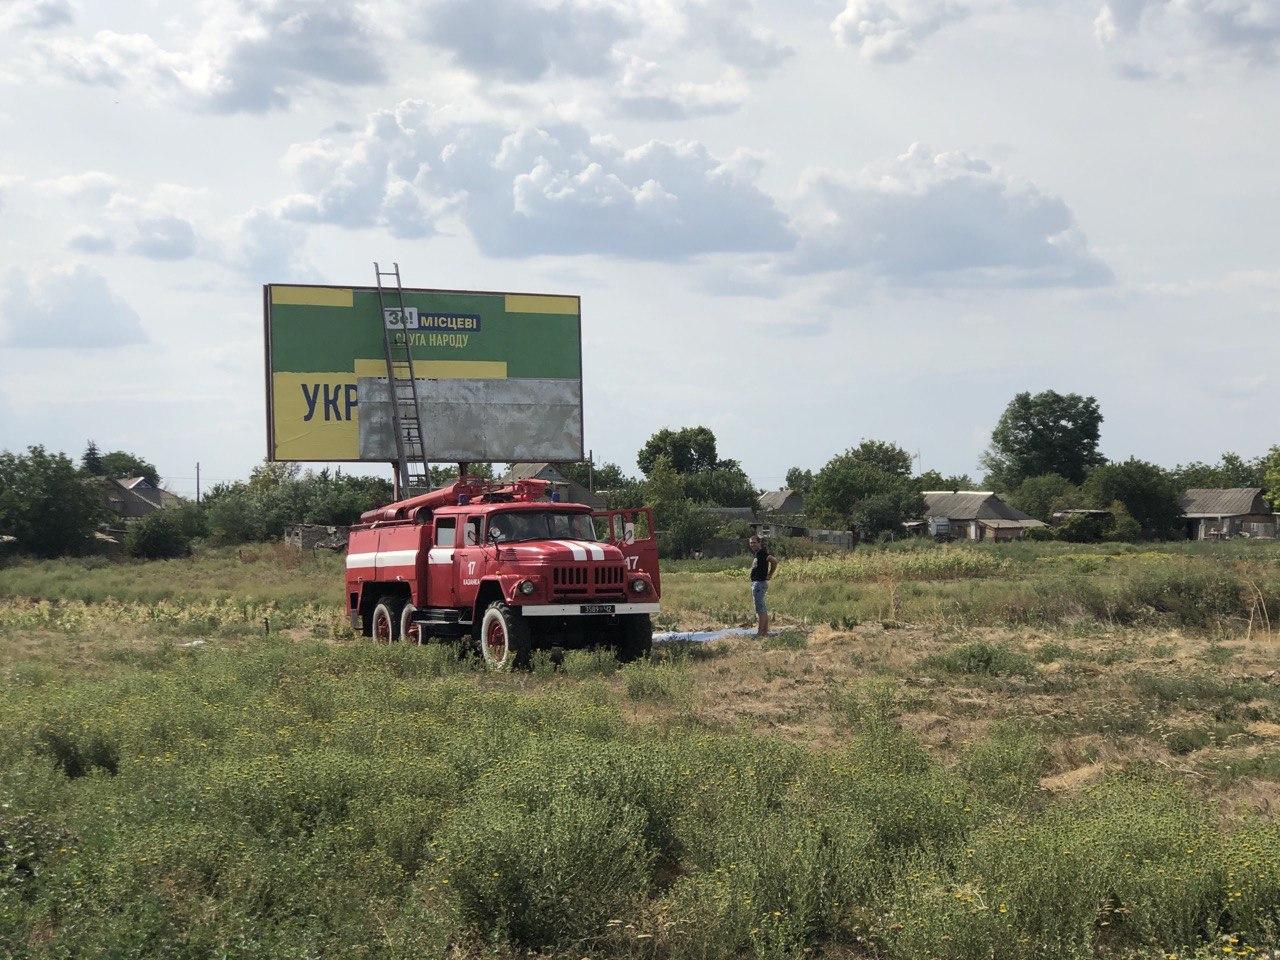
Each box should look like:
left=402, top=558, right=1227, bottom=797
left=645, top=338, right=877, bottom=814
left=751, top=580, right=767, bottom=615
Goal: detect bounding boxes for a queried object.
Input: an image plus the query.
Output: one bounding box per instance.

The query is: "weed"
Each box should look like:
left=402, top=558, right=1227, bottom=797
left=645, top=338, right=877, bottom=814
left=762, top=629, right=807, bottom=650
left=923, top=641, right=1036, bottom=678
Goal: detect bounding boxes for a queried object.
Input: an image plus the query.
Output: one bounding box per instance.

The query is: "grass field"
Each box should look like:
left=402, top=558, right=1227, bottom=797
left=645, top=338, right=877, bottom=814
left=3, top=541, right=1280, bottom=959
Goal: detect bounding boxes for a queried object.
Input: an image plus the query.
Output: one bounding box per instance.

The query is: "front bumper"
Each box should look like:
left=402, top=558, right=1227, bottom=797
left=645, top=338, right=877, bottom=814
left=520, top=602, right=660, bottom=617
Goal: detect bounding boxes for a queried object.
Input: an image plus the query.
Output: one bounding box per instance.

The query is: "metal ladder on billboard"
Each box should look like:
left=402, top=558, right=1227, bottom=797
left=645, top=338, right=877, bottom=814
left=374, top=262, right=430, bottom=495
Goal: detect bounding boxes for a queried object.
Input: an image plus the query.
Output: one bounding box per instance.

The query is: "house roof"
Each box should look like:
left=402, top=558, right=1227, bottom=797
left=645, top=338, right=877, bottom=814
left=506, top=462, right=561, bottom=482
left=1180, top=488, right=1269, bottom=518
left=759, top=488, right=800, bottom=513
left=119, top=476, right=183, bottom=506
left=922, top=491, right=1040, bottom=525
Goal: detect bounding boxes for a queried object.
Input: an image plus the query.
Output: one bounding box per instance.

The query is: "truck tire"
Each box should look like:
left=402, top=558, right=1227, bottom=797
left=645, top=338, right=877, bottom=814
left=400, top=603, right=422, bottom=645
left=372, top=596, right=404, bottom=644
left=478, top=602, right=531, bottom=671
left=616, top=614, right=653, bottom=663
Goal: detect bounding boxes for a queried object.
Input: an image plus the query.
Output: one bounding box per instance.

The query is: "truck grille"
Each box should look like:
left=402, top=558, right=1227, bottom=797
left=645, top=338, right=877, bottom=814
left=551, top=564, right=625, bottom=600
left=594, top=565, right=624, bottom=587
left=552, top=566, right=588, bottom=588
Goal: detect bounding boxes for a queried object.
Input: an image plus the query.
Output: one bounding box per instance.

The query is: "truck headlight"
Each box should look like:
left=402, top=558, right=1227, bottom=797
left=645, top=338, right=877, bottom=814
left=519, top=579, right=536, bottom=595
left=631, top=579, right=648, bottom=594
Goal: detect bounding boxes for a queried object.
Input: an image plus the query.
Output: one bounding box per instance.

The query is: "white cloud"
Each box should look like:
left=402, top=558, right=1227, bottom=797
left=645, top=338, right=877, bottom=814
left=66, top=226, right=115, bottom=253
left=31, top=175, right=205, bottom=261
left=683, top=0, right=792, bottom=74
left=613, top=57, right=748, bottom=118
left=0, top=263, right=146, bottom=348
left=127, top=215, right=197, bottom=259
left=407, top=0, right=786, bottom=115
left=276, top=99, right=795, bottom=259
left=1096, top=0, right=1280, bottom=75
left=272, top=105, right=1108, bottom=287
left=40, top=170, right=119, bottom=203
left=785, top=143, right=1112, bottom=287
left=221, top=206, right=312, bottom=278
left=831, top=0, right=976, bottom=61
left=0, top=0, right=73, bottom=31
left=414, top=0, right=637, bottom=81
left=38, top=0, right=385, bottom=113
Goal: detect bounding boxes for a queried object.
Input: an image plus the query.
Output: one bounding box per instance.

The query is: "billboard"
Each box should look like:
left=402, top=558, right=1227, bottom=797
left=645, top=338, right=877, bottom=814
left=264, top=284, right=583, bottom=463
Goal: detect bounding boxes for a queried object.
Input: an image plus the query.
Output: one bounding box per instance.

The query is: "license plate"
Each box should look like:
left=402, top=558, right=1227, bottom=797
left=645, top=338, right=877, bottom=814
left=580, top=604, right=615, bottom=615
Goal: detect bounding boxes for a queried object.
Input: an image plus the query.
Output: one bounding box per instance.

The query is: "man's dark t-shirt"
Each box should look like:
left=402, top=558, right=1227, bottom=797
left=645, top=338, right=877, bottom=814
left=750, top=548, right=770, bottom=582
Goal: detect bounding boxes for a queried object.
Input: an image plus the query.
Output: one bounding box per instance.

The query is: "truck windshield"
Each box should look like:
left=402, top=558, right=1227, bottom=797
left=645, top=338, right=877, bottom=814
left=488, top=512, right=597, bottom=543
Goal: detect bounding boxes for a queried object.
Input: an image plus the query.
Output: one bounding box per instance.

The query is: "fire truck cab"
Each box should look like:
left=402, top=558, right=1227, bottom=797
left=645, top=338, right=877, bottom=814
left=345, top=476, right=660, bottom=669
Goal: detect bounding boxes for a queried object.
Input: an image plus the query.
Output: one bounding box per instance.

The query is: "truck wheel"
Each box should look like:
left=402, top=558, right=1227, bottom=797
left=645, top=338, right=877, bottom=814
left=372, top=596, right=403, bottom=644
left=479, top=602, right=531, bottom=671
left=616, top=614, right=653, bottom=663
left=400, top=603, right=422, bottom=645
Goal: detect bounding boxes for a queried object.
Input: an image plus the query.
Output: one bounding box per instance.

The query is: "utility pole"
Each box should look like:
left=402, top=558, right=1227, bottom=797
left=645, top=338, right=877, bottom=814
left=196, top=462, right=201, bottom=505
left=588, top=449, right=594, bottom=492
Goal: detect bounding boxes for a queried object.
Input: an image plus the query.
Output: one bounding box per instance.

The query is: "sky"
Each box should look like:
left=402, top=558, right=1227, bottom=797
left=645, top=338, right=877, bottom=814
left=0, top=0, right=1277, bottom=497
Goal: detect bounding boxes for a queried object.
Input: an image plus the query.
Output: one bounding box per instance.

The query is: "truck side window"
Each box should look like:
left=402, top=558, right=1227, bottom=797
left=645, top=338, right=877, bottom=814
left=464, top=517, right=481, bottom=546
left=435, top=518, right=456, bottom=547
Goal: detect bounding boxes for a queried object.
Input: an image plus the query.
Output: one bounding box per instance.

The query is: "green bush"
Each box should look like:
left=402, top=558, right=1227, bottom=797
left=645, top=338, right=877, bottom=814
left=667, top=804, right=872, bottom=960
left=924, top=641, right=1036, bottom=678
left=124, top=505, right=202, bottom=559
left=959, top=722, right=1047, bottom=806
left=436, top=791, right=652, bottom=949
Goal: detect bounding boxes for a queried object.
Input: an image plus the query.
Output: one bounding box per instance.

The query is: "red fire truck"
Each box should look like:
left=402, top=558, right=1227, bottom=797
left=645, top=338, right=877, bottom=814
left=345, top=476, right=660, bottom=669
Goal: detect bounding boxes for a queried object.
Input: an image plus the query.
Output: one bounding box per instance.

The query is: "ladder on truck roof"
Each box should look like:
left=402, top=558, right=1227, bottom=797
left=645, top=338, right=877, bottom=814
left=374, top=262, right=430, bottom=496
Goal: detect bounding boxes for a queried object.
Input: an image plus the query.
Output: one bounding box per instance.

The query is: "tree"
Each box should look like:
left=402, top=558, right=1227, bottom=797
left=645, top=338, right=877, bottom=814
left=1265, top=447, right=1280, bottom=510
left=1170, top=453, right=1266, bottom=491
left=100, top=450, right=160, bottom=485
left=424, top=463, right=495, bottom=488
left=203, top=465, right=394, bottom=544
left=915, top=470, right=974, bottom=492
left=0, top=446, right=107, bottom=556
left=642, top=457, right=717, bottom=558
left=683, top=460, right=759, bottom=510
left=82, top=441, right=105, bottom=475
left=807, top=442, right=924, bottom=538
left=1006, top=473, right=1083, bottom=523
left=785, top=467, right=814, bottom=495
left=981, top=391, right=1104, bottom=489
left=637, top=427, right=718, bottom=476
left=846, top=439, right=913, bottom=478
left=1082, top=458, right=1182, bottom=540
left=555, top=460, right=629, bottom=492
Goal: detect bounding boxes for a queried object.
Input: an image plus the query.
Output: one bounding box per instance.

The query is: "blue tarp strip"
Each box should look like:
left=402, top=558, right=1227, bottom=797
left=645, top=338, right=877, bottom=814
left=653, top=627, right=756, bottom=644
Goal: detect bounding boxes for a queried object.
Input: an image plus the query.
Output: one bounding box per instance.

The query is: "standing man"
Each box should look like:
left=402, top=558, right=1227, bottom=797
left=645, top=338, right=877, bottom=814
left=748, top=534, right=778, bottom=637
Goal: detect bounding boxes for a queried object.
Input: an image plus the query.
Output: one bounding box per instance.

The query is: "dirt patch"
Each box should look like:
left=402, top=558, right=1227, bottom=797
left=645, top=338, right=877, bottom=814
left=1040, top=762, right=1106, bottom=793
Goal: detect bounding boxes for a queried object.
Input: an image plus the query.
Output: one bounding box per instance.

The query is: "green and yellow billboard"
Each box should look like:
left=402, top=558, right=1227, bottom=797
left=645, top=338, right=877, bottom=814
left=264, top=284, right=583, bottom=462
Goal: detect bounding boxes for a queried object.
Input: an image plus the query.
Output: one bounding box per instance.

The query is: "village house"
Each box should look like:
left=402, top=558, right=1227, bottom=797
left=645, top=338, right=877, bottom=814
left=1179, top=488, right=1277, bottom=540
left=102, top=476, right=184, bottom=520
left=913, top=491, right=1046, bottom=541
left=758, top=488, right=805, bottom=516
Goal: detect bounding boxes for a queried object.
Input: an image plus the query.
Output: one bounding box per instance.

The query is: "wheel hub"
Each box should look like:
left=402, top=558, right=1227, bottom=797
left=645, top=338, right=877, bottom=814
left=484, top=617, right=508, bottom=665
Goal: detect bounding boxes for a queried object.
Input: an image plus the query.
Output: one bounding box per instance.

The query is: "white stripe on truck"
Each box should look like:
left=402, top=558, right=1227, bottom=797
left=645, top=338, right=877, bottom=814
left=553, top=540, right=587, bottom=560
left=345, top=549, right=419, bottom=570
left=377, top=549, right=419, bottom=566
left=427, top=548, right=454, bottom=565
